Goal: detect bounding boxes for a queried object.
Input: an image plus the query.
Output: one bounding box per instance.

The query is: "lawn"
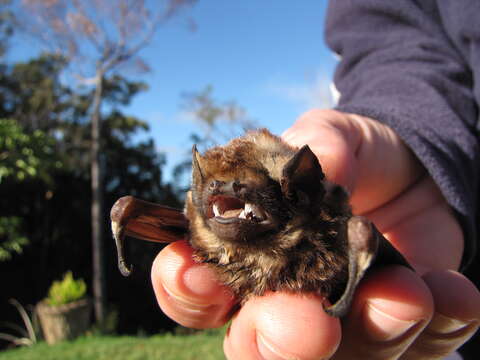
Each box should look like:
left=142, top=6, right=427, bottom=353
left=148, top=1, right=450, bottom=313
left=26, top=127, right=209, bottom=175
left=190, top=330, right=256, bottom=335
left=0, top=330, right=226, bottom=360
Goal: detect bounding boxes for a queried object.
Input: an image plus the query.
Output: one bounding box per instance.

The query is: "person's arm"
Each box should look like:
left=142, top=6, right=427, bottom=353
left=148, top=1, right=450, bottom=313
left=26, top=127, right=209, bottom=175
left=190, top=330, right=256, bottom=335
left=150, top=3, right=480, bottom=359
left=326, top=0, right=480, bottom=269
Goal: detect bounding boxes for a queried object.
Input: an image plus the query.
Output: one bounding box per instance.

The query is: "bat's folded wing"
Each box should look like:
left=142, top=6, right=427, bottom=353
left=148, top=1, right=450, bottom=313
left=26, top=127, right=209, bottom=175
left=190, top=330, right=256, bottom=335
left=110, top=196, right=189, bottom=276
left=324, top=216, right=413, bottom=317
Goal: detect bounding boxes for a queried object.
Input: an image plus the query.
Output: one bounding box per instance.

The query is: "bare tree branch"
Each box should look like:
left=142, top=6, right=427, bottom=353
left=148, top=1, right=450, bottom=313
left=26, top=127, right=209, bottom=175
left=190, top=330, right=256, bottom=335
left=19, top=0, right=196, bottom=78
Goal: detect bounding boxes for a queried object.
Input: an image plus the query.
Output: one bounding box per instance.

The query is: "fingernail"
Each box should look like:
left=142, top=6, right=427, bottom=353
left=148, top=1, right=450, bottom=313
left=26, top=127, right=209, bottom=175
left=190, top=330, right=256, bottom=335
left=364, top=301, right=419, bottom=341
left=428, top=314, right=474, bottom=335
left=257, top=332, right=295, bottom=360
left=162, top=284, right=217, bottom=315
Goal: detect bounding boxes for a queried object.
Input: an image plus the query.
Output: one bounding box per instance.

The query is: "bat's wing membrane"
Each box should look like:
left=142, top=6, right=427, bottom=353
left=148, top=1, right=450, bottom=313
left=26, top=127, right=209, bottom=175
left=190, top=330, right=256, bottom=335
left=110, top=196, right=188, bottom=276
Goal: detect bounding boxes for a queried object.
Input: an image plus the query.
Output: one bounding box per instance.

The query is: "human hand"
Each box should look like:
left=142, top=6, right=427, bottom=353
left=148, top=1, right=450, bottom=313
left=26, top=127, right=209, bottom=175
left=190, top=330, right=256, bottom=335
left=151, top=109, right=480, bottom=359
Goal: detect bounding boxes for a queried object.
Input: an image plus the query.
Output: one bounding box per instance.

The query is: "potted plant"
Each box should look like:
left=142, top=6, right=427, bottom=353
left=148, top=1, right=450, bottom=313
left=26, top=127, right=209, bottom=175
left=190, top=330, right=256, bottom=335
left=36, top=271, right=91, bottom=344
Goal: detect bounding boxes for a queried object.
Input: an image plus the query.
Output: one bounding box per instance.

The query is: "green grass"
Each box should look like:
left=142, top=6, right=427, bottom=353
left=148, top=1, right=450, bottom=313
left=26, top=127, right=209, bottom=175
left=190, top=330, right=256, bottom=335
left=0, top=330, right=226, bottom=360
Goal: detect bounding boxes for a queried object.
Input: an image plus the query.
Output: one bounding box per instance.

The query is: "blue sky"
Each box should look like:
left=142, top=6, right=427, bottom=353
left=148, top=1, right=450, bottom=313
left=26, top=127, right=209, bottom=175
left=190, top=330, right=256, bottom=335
left=11, top=0, right=338, bottom=181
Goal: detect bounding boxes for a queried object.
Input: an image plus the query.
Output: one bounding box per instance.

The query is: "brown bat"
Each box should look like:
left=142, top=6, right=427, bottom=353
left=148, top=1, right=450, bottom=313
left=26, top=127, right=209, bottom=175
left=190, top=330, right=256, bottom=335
left=110, top=129, right=412, bottom=317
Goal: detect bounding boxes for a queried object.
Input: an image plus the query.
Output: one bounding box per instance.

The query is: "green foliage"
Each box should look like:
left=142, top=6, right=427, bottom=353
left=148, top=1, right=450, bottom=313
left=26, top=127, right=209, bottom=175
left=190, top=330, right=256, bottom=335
left=45, top=272, right=87, bottom=306
left=0, top=118, right=62, bottom=261
left=0, top=118, right=61, bottom=183
left=0, top=217, right=28, bottom=261
left=0, top=54, right=71, bottom=129
left=0, top=330, right=226, bottom=360
left=103, top=75, right=149, bottom=106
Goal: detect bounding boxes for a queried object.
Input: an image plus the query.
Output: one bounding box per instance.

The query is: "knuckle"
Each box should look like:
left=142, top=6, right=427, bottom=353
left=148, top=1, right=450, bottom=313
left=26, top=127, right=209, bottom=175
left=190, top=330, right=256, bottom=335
left=400, top=319, right=479, bottom=359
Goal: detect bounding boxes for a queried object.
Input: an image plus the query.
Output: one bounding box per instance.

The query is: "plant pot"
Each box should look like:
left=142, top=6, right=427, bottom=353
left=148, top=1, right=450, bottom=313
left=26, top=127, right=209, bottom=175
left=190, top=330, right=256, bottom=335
left=36, top=298, right=91, bottom=344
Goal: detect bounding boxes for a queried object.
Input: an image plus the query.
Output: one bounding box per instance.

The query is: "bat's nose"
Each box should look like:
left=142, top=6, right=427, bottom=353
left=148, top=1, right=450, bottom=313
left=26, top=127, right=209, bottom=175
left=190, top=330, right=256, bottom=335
left=208, top=180, right=246, bottom=196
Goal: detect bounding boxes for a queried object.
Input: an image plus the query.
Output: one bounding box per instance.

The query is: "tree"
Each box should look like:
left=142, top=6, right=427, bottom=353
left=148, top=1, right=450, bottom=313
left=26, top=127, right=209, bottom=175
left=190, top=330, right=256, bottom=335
left=16, top=0, right=197, bottom=323
left=181, top=85, right=256, bottom=146
left=1, top=54, right=71, bottom=130
left=0, top=52, right=180, bottom=334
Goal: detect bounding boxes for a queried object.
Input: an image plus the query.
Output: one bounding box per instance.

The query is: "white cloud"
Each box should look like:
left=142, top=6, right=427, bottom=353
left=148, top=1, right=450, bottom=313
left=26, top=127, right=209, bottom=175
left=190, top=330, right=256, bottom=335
left=144, top=109, right=199, bottom=126
left=173, top=109, right=201, bottom=125
left=266, top=70, right=335, bottom=110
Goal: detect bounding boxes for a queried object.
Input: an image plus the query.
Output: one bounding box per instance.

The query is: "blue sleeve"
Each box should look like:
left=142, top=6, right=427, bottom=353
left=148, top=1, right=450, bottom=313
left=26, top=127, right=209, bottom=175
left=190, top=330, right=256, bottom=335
left=325, top=0, right=480, bottom=269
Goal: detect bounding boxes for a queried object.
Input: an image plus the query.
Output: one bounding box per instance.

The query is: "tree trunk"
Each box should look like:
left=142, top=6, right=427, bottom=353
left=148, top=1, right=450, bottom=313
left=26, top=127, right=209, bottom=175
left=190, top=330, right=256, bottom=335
left=91, top=70, right=106, bottom=324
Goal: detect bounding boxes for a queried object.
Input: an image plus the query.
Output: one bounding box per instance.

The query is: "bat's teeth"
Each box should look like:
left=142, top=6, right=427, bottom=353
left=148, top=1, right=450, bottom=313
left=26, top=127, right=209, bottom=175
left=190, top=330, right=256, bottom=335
left=243, top=203, right=266, bottom=221
left=244, top=203, right=253, bottom=215
left=238, top=209, right=247, bottom=219
left=213, top=203, right=221, bottom=217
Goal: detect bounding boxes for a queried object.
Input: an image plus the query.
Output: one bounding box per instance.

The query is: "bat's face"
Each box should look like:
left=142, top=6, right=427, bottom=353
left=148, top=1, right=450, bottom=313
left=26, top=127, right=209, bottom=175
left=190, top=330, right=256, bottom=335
left=197, top=168, right=283, bottom=244
left=186, top=129, right=326, bottom=250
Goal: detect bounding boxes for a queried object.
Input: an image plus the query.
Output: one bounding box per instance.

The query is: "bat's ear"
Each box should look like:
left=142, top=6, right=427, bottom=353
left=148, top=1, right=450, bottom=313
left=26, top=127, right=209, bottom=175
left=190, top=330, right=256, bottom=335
left=191, top=145, right=207, bottom=207
left=324, top=216, right=412, bottom=317
left=192, top=145, right=205, bottom=187
left=281, top=145, right=325, bottom=205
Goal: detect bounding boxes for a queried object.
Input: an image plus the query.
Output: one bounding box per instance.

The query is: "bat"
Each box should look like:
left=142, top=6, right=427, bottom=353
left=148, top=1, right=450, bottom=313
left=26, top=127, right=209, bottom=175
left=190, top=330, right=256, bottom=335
left=110, top=129, right=412, bottom=317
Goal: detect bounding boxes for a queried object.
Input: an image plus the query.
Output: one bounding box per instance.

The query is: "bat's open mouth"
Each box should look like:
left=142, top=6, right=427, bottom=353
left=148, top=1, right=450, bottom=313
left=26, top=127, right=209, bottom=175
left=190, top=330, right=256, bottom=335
left=208, top=195, right=268, bottom=224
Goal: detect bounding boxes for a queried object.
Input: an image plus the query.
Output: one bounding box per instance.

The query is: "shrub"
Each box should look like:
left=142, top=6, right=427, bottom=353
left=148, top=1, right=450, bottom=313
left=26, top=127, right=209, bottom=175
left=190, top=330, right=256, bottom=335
left=45, top=271, right=86, bottom=306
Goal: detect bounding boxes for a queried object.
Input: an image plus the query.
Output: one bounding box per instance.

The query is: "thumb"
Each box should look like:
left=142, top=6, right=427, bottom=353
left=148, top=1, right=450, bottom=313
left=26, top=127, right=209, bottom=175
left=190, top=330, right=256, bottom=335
left=282, top=109, right=423, bottom=214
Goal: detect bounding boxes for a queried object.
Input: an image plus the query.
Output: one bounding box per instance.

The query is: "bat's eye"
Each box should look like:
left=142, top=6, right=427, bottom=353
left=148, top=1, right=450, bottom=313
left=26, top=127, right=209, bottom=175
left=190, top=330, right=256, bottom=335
left=208, top=180, right=246, bottom=196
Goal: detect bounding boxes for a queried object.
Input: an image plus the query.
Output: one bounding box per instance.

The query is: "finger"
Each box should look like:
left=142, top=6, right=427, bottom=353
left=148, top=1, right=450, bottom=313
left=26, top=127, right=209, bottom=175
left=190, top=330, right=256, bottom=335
left=224, top=292, right=341, bottom=360
left=282, top=109, right=423, bottom=214
left=400, top=270, right=480, bottom=360
left=365, top=176, right=464, bottom=273
left=332, top=266, right=434, bottom=360
left=282, top=109, right=359, bottom=191
left=346, top=112, right=423, bottom=214
left=151, top=240, right=236, bottom=329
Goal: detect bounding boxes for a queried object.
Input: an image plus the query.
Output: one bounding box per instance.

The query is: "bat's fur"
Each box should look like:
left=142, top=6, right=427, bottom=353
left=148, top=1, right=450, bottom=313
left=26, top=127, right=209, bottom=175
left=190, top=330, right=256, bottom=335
left=185, top=129, right=351, bottom=303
